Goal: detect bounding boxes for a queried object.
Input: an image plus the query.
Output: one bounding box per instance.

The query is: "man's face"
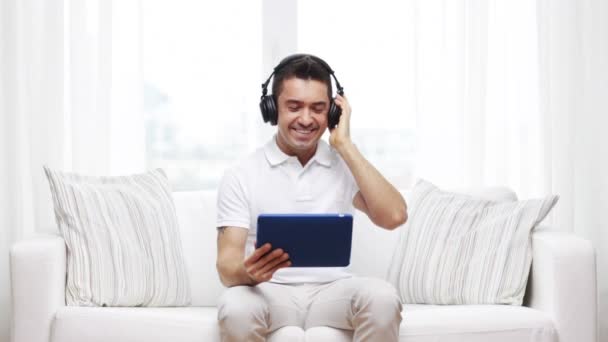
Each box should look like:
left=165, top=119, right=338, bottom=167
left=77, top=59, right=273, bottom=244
left=275, top=77, right=329, bottom=156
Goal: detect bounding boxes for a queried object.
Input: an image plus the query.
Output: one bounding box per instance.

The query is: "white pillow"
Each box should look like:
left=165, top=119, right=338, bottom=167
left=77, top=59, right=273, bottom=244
left=44, top=166, right=191, bottom=307
left=387, top=179, right=558, bottom=305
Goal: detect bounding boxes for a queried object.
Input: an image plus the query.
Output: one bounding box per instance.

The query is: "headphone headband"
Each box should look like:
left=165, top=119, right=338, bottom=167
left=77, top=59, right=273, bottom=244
left=261, top=54, right=343, bottom=97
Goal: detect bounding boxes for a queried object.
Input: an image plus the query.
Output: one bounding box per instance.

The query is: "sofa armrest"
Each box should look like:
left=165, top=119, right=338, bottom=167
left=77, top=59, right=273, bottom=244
left=10, top=234, right=66, bottom=342
left=524, top=229, right=597, bottom=342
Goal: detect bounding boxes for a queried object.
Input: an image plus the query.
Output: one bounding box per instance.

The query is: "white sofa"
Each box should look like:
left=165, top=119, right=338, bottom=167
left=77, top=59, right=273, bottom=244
left=10, top=189, right=598, bottom=342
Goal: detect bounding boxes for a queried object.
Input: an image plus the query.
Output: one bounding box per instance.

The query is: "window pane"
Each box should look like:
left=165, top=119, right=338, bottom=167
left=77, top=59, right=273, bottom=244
left=142, top=0, right=262, bottom=190
left=298, top=0, right=416, bottom=188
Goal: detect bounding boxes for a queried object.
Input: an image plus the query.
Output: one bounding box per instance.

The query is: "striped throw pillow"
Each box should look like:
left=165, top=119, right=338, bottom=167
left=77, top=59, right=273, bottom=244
left=44, top=166, right=191, bottom=307
left=387, top=179, right=558, bottom=305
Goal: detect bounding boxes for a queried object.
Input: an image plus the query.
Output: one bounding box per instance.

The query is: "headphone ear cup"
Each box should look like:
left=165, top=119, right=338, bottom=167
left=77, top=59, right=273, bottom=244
left=328, top=100, right=342, bottom=129
left=260, top=95, right=278, bottom=125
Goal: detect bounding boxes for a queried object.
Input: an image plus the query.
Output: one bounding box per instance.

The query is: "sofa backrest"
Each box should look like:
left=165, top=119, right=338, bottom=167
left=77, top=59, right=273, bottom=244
left=172, top=187, right=517, bottom=307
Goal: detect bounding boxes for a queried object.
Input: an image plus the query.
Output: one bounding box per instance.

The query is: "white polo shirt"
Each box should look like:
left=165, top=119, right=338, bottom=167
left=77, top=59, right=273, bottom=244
left=216, top=135, right=359, bottom=284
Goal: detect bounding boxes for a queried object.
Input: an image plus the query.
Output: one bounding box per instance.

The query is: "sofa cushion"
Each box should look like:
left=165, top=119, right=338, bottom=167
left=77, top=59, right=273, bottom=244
left=43, top=166, right=191, bottom=307
left=51, top=306, right=303, bottom=342
left=387, top=179, right=558, bottom=305
left=50, top=305, right=555, bottom=342
left=305, top=305, right=556, bottom=342
left=400, top=304, right=556, bottom=341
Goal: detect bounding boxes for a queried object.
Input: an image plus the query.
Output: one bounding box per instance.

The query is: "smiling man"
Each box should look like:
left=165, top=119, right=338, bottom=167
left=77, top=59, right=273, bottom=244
left=215, top=54, right=408, bottom=342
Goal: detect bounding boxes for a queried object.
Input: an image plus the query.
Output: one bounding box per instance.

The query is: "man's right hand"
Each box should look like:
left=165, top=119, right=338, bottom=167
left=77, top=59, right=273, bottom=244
left=244, top=243, right=291, bottom=285
left=217, top=227, right=291, bottom=287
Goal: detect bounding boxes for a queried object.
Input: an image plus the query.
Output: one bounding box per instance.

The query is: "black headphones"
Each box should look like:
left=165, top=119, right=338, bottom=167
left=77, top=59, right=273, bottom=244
left=259, top=54, right=345, bottom=129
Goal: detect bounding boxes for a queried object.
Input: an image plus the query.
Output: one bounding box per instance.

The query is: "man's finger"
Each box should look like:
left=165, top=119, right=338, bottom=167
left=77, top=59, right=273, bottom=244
left=244, top=243, right=272, bottom=267
left=261, top=260, right=292, bottom=280
left=255, top=248, right=284, bottom=269
left=249, top=248, right=284, bottom=273
left=257, top=253, right=289, bottom=275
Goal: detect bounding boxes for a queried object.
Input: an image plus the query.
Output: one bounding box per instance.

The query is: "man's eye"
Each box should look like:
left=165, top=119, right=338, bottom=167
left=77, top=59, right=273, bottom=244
left=288, top=106, right=299, bottom=111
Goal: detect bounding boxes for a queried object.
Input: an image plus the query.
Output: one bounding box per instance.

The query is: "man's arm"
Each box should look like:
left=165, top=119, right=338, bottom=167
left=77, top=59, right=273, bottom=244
left=216, top=226, right=291, bottom=287
left=330, top=94, right=408, bottom=230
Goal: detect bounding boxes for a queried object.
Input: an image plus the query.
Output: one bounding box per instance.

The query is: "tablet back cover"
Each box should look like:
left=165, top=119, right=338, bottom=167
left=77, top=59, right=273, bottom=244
left=256, top=214, right=353, bottom=267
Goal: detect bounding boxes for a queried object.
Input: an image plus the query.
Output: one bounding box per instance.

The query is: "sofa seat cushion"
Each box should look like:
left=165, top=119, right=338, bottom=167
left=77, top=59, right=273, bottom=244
left=52, top=304, right=555, bottom=342
left=400, top=304, right=556, bottom=341
left=52, top=306, right=219, bottom=342
left=51, top=306, right=304, bottom=342
left=305, top=304, right=556, bottom=342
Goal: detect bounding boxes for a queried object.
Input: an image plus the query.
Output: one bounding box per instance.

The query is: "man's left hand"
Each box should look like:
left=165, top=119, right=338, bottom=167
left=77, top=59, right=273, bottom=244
left=329, top=94, right=353, bottom=151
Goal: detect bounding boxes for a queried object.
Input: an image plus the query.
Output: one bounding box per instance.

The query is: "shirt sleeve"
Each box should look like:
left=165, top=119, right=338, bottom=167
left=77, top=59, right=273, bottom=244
left=216, top=167, right=250, bottom=230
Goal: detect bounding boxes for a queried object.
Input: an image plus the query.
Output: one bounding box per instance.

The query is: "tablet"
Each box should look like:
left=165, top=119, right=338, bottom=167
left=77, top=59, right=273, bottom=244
left=256, top=213, right=353, bottom=267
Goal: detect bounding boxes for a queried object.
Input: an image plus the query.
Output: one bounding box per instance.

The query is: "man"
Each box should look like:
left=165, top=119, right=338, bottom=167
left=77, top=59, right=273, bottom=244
left=216, top=54, right=408, bottom=342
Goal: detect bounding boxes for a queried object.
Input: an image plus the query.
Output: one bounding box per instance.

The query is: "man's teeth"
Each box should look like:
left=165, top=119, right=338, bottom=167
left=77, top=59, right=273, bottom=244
left=294, top=128, right=314, bottom=133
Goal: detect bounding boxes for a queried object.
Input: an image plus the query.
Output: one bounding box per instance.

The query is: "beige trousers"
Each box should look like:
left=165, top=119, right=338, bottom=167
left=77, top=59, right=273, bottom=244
left=217, top=276, right=402, bottom=342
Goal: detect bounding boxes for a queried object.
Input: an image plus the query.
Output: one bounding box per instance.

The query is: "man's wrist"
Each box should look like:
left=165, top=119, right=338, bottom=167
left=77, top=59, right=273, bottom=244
left=334, top=139, right=357, bottom=157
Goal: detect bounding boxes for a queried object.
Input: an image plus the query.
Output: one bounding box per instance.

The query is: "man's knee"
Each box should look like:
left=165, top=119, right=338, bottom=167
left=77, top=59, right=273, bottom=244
left=218, top=286, right=268, bottom=321
left=354, top=278, right=403, bottom=326
left=367, top=291, right=402, bottom=327
left=218, top=286, right=269, bottom=340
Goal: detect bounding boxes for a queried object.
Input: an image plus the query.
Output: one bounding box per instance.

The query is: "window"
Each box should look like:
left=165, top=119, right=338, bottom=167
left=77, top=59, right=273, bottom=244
left=142, top=1, right=262, bottom=190
left=143, top=0, right=414, bottom=190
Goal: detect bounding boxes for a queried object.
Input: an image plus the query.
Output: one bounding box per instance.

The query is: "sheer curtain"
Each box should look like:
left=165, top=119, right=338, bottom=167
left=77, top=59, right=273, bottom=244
left=539, top=0, right=608, bottom=339
left=410, top=0, right=608, bottom=337
left=0, top=0, right=144, bottom=341
left=412, top=0, right=546, bottom=196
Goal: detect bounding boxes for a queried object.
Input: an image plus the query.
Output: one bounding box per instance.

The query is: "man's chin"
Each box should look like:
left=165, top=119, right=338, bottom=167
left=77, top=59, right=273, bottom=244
left=287, top=136, right=320, bottom=151
left=288, top=130, right=318, bottom=143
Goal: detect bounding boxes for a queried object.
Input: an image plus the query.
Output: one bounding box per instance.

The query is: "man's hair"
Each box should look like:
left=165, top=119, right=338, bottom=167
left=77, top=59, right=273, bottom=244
left=272, top=55, right=333, bottom=102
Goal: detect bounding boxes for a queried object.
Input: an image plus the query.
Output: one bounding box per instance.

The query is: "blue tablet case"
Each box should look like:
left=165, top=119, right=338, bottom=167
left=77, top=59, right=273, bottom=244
left=256, top=213, right=353, bottom=267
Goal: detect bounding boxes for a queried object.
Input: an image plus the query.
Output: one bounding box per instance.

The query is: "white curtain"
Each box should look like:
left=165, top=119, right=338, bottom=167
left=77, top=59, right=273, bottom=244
left=0, top=0, right=144, bottom=341
left=409, top=0, right=608, bottom=338
left=413, top=0, right=558, bottom=219
left=539, top=1, right=608, bottom=339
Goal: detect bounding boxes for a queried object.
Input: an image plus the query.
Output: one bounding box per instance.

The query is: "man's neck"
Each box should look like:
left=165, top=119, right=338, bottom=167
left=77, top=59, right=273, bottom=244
left=295, top=148, right=316, bottom=167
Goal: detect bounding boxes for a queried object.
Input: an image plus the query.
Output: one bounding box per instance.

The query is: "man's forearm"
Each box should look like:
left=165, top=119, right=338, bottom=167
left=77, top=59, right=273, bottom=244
left=336, top=141, right=407, bottom=228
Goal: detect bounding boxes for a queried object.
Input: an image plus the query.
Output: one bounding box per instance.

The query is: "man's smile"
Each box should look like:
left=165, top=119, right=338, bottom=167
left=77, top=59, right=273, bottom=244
left=291, top=127, right=317, bottom=136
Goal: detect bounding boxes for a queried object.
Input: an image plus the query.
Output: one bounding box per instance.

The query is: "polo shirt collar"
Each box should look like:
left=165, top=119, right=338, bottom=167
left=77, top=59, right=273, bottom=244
left=264, top=135, right=333, bottom=167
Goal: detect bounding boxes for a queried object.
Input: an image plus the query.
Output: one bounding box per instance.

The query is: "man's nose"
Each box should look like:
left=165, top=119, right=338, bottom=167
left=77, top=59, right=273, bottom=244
left=297, top=109, right=314, bottom=126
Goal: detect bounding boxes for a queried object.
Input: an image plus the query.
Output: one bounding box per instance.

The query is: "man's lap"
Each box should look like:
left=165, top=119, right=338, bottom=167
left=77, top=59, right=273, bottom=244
left=217, top=276, right=401, bottom=332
